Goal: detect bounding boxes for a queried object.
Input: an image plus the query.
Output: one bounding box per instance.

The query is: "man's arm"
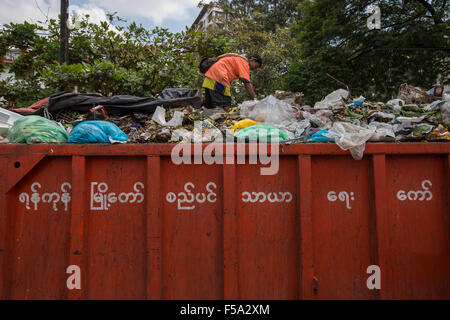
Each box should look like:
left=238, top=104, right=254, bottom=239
left=244, top=82, right=257, bottom=100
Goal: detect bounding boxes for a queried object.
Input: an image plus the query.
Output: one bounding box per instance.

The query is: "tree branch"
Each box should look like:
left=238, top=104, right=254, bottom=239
left=413, top=0, right=442, bottom=24
left=34, top=0, right=49, bottom=23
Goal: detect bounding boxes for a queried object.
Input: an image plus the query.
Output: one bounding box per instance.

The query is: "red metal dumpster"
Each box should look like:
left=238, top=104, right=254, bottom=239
left=0, top=142, right=449, bottom=300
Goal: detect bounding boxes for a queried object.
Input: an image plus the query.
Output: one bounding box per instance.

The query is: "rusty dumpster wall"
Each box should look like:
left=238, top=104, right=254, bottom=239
left=0, top=143, right=449, bottom=300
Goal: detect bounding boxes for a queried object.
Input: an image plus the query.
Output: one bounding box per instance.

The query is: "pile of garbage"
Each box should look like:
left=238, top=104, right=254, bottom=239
left=0, top=83, right=449, bottom=160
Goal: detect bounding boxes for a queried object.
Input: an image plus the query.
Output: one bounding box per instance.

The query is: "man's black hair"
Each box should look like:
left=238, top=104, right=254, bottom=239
left=248, top=54, right=262, bottom=67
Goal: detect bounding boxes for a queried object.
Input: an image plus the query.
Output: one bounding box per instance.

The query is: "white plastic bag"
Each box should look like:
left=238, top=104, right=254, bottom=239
left=314, top=89, right=349, bottom=110
left=368, top=121, right=396, bottom=141
left=286, top=119, right=311, bottom=138
left=396, top=116, right=425, bottom=123
left=386, top=99, right=405, bottom=111
left=301, top=111, right=332, bottom=129
left=0, top=107, right=23, bottom=136
left=368, top=111, right=396, bottom=121
left=440, top=99, right=450, bottom=124
left=239, top=100, right=258, bottom=118
left=171, top=128, right=192, bottom=143
left=353, top=96, right=366, bottom=103
left=152, top=106, right=184, bottom=127
left=239, top=95, right=297, bottom=125
left=423, top=100, right=444, bottom=111
left=325, top=122, right=376, bottom=160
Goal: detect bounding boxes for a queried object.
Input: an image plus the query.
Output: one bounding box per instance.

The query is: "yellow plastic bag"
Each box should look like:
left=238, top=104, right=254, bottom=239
left=426, top=124, right=450, bottom=141
left=231, top=119, right=260, bottom=132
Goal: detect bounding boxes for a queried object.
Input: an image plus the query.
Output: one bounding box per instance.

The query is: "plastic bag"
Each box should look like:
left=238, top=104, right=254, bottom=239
left=368, top=121, right=396, bottom=141
left=314, top=89, right=349, bottom=110
left=68, top=121, right=129, bottom=144
left=325, top=122, right=376, bottom=160
left=426, top=124, right=450, bottom=141
left=0, top=107, right=23, bottom=136
left=234, top=124, right=289, bottom=142
left=440, top=99, right=450, bottom=125
left=286, top=119, right=311, bottom=138
left=152, top=106, right=184, bottom=127
left=301, top=111, right=332, bottom=128
left=171, top=128, right=193, bottom=143
left=231, top=119, right=260, bottom=132
left=423, top=100, right=444, bottom=112
left=353, top=96, right=366, bottom=103
left=307, top=129, right=333, bottom=142
left=397, top=83, right=434, bottom=104
left=396, top=123, right=434, bottom=141
left=7, top=115, right=69, bottom=144
left=239, top=95, right=296, bottom=125
left=193, top=120, right=222, bottom=142
left=395, top=116, right=426, bottom=123
left=386, top=99, right=405, bottom=111
left=238, top=100, right=258, bottom=117
left=368, top=112, right=396, bottom=122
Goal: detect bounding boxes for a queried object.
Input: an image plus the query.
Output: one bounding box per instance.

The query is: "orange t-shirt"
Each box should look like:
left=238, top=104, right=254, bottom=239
left=204, top=54, right=250, bottom=88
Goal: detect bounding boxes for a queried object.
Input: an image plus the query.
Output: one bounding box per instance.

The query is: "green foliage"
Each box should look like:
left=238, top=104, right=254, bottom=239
left=217, top=0, right=299, bottom=31
left=0, top=13, right=234, bottom=107
left=285, top=0, right=450, bottom=104
left=0, top=78, right=53, bottom=108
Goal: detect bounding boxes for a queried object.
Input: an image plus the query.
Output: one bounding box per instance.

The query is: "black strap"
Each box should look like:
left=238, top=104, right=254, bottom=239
left=216, top=53, right=249, bottom=64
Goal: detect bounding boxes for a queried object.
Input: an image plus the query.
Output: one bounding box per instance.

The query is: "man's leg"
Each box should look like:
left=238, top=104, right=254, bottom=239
left=204, top=88, right=213, bottom=109
left=209, top=90, right=231, bottom=109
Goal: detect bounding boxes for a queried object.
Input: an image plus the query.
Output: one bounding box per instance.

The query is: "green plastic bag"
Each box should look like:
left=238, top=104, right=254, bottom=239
left=7, top=115, right=69, bottom=144
left=234, top=124, right=289, bottom=142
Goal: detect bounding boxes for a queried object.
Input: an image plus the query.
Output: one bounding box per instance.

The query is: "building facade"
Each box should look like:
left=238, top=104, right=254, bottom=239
left=192, top=2, right=224, bottom=32
left=0, top=49, right=20, bottom=81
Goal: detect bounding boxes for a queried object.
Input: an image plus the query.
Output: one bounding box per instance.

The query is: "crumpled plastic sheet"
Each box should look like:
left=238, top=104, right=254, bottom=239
left=239, top=95, right=297, bottom=125
left=397, top=83, right=435, bottom=104
left=395, top=116, right=426, bottom=123
left=314, top=89, right=349, bottom=110
left=193, top=120, right=222, bottom=142
left=368, top=111, right=396, bottom=121
left=353, top=96, right=366, bottom=103
left=325, top=122, right=376, bottom=160
left=152, top=106, right=184, bottom=127
left=368, top=121, right=396, bottom=141
left=423, top=100, right=445, bottom=112
left=301, top=111, right=332, bottom=128
left=285, top=119, right=311, bottom=138
left=307, top=129, right=333, bottom=142
left=171, top=128, right=193, bottom=143
left=440, top=96, right=450, bottom=124
left=386, top=99, right=405, bottom=111
left=426, top=124, right=450, bottom=141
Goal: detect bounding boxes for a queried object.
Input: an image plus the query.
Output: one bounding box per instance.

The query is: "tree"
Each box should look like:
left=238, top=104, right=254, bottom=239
left=0, top=13, right=234, bottom=108
left=285, top=0, right=449, bottom=104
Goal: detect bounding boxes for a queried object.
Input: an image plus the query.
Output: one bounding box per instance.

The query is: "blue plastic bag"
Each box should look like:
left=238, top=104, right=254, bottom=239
left=307, top=129, right=334, bottom=142
left=68, top=121, right=129, bottom=144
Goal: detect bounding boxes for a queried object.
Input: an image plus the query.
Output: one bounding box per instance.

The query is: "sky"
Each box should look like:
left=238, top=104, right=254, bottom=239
left=0, top=0, right=204, bottom=33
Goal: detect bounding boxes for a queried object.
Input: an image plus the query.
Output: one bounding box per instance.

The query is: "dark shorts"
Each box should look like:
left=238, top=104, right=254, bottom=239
left=204, top=88, right=232, bottom=109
